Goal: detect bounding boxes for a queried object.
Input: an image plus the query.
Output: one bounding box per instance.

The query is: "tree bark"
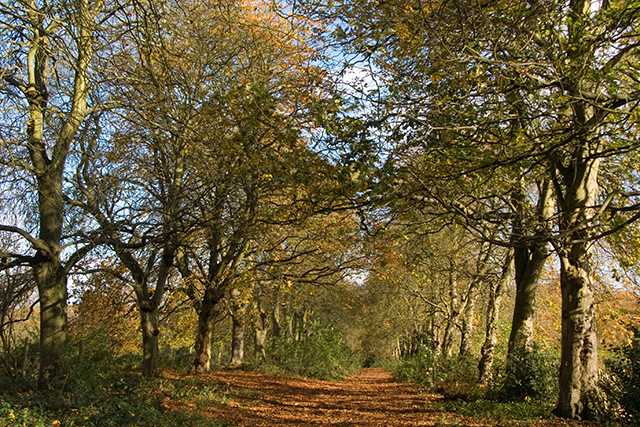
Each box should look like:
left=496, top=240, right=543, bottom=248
left=479, top=251, right=513, bottom=384
left=254, top=306, right=268, bottom=361
left=441, top=316, right=456, bottom=358
left=458, top=288, right=476, bottom=357
left=556, top=255, right=598, bottom=419
left=193, top=287, right=224, bottom=372
left=442, top=273, right=459, bottom=358
left=506, top=243, right=546, bottom=359
left=505, top=179, right=553, bottom=378
left=271, top=302, right=282, bottom=338
left=429, top=316, right=442, bottom=354
left=286, top=306, right=294, bottom=340
left=229, top=289, right=246, bottom=367
left=33, top=164, right=67, bottom=389
left=554, top=158, right=601, bottom=419
left=140, top=307, right=160, bottom=377
left=34, top=252, right=67, bottom=388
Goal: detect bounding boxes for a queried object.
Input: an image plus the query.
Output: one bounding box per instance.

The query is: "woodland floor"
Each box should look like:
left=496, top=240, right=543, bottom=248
left=160, top=368, right=591, bottom=426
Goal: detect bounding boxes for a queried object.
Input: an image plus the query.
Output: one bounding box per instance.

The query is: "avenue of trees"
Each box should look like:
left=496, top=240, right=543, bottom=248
left=1, top=0, right=639, bottom=424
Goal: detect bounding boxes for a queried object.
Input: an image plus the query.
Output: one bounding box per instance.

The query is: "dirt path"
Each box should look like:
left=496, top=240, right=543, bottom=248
left=201, top=368, right=457, bottom=426
left=164, top=368, right=583, bottom=426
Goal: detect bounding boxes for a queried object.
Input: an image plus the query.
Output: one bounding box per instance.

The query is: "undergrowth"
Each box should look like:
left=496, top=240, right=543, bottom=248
left=390, top=344, right=560, bottom=421
left=255, top=326, right=360, bottom=380
left=0, top=341, right=228, bottom=427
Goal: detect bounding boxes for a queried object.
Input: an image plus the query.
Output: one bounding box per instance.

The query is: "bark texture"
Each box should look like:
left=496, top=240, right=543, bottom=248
left=458, top=290, right=476, bottom=357
left=441, top=271, right=459, bottom=357
left=505, top=178, right=554, bottom=386
left=479, top=251, right=513, bottom=384
left=35, top=253, right=67, bottom=388
left=254, top=303, right=268, bottom=361
left=229, top=288, right=246, bottom=367
left=193, top=287, right=225, bottom=372
left=140, top=308, right=160, bottom=377
left=554, top=158, right=600, bottom=419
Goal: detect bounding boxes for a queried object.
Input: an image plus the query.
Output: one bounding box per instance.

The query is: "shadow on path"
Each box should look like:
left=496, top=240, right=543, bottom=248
left=163, top=368, right=581, bottom=426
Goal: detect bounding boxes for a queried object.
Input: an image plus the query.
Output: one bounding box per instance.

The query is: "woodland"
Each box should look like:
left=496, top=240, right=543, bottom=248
left=0, top=0, right=639, bottom=426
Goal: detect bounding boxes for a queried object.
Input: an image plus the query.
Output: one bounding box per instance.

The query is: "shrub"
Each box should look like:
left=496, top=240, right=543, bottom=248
left=499, top=344, right=558, bottom=401
left=593, top=327, right=640, bottom=424
left=0, top=400, right=48, bottom=427
left=393, top=346, right=437, bottom=386
left=393, top=347, right=483, bottom=401
left=263, top=326, right=360, bottom=379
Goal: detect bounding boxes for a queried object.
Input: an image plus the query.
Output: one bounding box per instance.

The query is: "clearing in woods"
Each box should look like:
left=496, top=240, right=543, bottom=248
left=162, top=368, right=587, bottom=426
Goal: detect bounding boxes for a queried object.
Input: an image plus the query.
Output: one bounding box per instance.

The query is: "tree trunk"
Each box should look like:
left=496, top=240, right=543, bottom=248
left=441, top=315, right=456, bottom=358
left=293, top=310, right=302, bottom=341
left=230, top=317, right=245, bottom=367
left=35, top=171, right=68, bottom=389
left=140, top=307, right=160, bottom=377
left=556, top=255, right=598, bottom=419
left=459, top=289, right=476, bottom=357
left=271, top=302, right=282, bottom=338
left=35, top=258, right=67, bottom=388
left=254, top=309, right=268, bottom=361
left=255, top=327, right=267, bottom=361
left=505, top=179, right=553, bottom=381
left=302, top=308, right=311, bottom=337
left=479, top=251, right=514, bottom=384
left=442, top=276, right=459, bottom=358
left=7, top=0, right=96, bottom=391
left=286, top=307, right=294, bottom=340
left=507, top=244, right=545, bottom=356
left=193, top=287, right=225, bottom=372
left=229, top=289, right=246, bottom=367
left=429, top=315, right=441, bottom=354
left=554, top=158, right=601, bottom=420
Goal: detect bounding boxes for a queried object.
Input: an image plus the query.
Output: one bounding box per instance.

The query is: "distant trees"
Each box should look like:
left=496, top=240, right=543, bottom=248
left=0, top=0, right=638, bottom=422
left=68, top=0, right=358, bottom=377
left=325, top=0, right=640, bottom=419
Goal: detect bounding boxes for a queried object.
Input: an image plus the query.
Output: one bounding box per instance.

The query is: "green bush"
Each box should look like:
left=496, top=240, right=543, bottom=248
left=594, top=328, right=640, bottom=424
left=0, top=339, right=39, bottom=391
left=262, top=326, right=360, bottom=379
left=391, top=346, right=558, bottom=420
left=393, top=347, right=483, bottom=401
left=393, top=346, right=437, bottom=386
left=499, top=344, right=558, bottom=401
left=0, top=333, right=230, bottom=427
left=0, top=400, right=48, bottom=427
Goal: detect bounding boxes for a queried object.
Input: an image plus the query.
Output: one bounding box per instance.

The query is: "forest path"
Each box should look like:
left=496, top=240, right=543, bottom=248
left=191, top=367, right=462, bottom=426
left=163, top=368, right=582, bottom=426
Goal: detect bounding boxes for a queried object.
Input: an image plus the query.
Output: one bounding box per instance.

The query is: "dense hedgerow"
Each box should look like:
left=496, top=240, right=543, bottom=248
left=259, top=326, right=360, bottom=380
left=391, top=343, right=562, bottom=421
left=499, top=344, right=559, bottom=401
left=393, top=347, right=484, bottom=401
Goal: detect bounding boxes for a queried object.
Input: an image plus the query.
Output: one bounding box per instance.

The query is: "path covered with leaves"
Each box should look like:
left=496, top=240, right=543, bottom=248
left=162, top=368, right=586, bottom=426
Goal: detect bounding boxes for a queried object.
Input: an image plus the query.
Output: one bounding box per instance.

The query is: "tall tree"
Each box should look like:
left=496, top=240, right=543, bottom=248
left=323, top=0, right=640, bottom=418
left=0, top=0, right=105, bottom=387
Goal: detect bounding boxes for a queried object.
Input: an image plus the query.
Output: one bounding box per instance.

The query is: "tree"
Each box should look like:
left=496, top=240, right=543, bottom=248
left=72, top=0, right=197, bottom=376
left=327, top=0, right=640, bottom=418
left=152, top=0, right=345, bottom=372
left=0, top=0, right=106, bottom=388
